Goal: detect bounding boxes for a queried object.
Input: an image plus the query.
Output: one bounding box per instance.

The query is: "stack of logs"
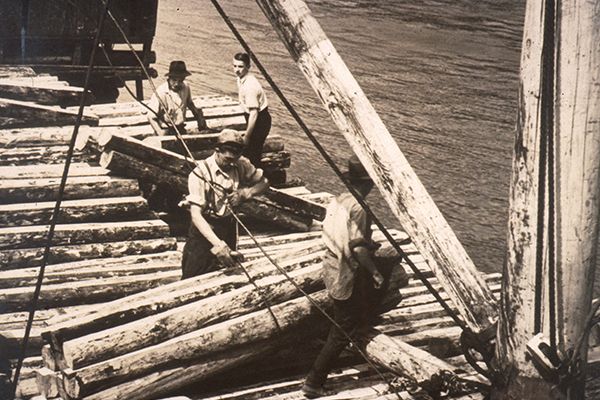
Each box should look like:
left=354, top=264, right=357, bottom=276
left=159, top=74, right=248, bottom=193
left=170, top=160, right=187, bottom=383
left=76, top=128, right=325, bottom=232
left=72, top=94, right=292, bottom=187
left=0, top=69, right=98, bottom=129
left=36, top=229, right=404, bottom=400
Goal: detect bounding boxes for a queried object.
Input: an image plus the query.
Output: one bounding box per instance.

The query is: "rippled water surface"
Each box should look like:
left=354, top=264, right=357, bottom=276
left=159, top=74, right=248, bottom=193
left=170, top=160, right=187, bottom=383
left=139, top=0, right=526, bottom=275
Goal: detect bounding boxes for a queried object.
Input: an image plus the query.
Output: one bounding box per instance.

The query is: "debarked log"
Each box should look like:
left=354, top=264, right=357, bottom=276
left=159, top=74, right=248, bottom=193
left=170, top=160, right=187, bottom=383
left=0, top=196, right=156, bottom=227
left=97, top=132, right=193, bottom=175
left=63, top=262, right=409, bottom=399
left=0, top=162, right=107, bottom=180
left=62, top=263, right=327, bottom=371
left=0, top=98, right=98, bottom=129
left=0, top=175, right=141, bottom=204
left=42, top=245, right=326, bottom=349
left=0, top=270, right=181, bottom=313
left=0, top=237, right=178, bottom=270
left=0, top=220, right=171, bottom=250
left=143, top=133, right=284, bottom=154
left=0, top=257, right=181, bottom=289
left=63, top=293, right=324, bottom=399
left=0, top=145, right=88, bottom=166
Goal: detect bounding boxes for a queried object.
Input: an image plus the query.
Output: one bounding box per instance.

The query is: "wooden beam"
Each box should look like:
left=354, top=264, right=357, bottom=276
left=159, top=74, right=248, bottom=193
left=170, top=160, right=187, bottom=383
left=0, top=196, right=155, bottom=227
left=0, top=162, right=107, bottom=179
left=0, top=175, right=141, bottom=204
left=0, top=238, right=178, bottom=270
left=255, top=0, right=497, bottom=333
left=493, top=0, right=600, bottom=398
left=0, top=98, right=98, bottom=129
left=0, top=81, right=94, bottom=106
left=0, top=220, right=170, bottom=250
left=143, top=133, right=284, bottom=154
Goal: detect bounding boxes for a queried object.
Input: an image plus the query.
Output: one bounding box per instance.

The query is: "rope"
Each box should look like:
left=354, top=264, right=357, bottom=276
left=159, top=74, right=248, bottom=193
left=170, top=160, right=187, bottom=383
left=9, top=2, right=111, bottom=398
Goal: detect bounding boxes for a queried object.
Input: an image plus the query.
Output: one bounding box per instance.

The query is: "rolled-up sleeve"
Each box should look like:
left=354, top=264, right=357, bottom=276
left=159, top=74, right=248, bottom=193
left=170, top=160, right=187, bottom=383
left=187, top=168, right=207, bottom=210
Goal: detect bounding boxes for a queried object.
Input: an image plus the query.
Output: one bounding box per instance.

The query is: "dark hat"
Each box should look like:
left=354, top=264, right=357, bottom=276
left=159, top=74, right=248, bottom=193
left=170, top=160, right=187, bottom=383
left=217, top=129, right=245, bottom=150
left=166, top=60, right=191, bottom=77
left=342, top=154, right=372, bottom=182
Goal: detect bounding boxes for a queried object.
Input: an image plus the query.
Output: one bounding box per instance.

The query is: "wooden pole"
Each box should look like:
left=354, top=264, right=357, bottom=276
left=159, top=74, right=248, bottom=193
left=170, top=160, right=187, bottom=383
left=493, top=0, right=600, bottom=398
left=255, top=0, right=496, bottom=333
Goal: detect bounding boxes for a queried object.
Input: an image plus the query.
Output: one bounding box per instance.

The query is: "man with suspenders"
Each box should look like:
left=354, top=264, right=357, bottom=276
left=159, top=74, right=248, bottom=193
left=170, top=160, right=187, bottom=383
left=180, top=129, right=270, bottom=278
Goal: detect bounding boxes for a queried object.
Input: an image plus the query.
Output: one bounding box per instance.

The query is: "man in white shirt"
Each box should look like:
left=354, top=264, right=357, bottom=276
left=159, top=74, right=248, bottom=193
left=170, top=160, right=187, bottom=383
left=180, top=129, right=269, bottom=278
left=147, top=60, right=207, bottom=135
left=233, top=52, right=272, bottom=167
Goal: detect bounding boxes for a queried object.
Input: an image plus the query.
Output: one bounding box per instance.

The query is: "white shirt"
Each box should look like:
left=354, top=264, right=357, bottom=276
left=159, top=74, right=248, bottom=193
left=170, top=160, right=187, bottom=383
left=186, top=154, right=264, bottom=217
left=147, top=81, right=191, bottom=126
left=237, top=73, right=268, bottom=113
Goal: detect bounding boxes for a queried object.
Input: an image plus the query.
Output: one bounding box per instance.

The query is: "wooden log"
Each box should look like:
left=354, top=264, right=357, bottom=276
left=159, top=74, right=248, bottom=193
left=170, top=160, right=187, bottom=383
left=97, top=104, right=245, bottom=127
left=494, top=0, right=600, bottom=398
left=98, top=132, right=193, bottom=175
left=64, top=261, right=409, bottom=399
left=36, top=367, right=60, bottom=398
left=0, top=125, right=97, bottom=148
left=100, top=150, right=188, bottom=190
left=0, top=162, right=107, bottom=179
left=0, top=220, right=170, bottom=250
left=0, top=81, right=94, bottom=106
left=0, top=257, right=180, bottom=289
left=0, top=66, right=37, bottom=78
left=79, top=346, right=264, bottom=400
left=0, top=196, right=155, bottom=227
left=257, top=0, right=497, bottom=333
left=0, top=98, right=98, bottom=129
left=0, top=145, right=90, bottom=166
left=363, top=330, right=461, bottom=384
left=0, top=175, right=141, bottom=204
left=0, top=270, right=181, bottom=313
left=45, top=249, right=325, bottom=352
left=0, top=237, right=178, bottom=270
left=64, top=292, right=325, bottom=399
left=143, top=133, right=284, bottom=154
left=62, top=264, right=325, bottom=377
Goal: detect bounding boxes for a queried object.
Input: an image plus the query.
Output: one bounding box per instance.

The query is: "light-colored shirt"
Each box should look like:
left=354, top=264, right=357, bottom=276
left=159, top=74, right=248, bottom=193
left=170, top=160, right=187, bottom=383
left=185, top=154, right=264, bottom=217
left=237, top=73, right=268, bottom=113
left=147, top=81, right=191, bottom=126
left=321, top=193, right=371, bottom=300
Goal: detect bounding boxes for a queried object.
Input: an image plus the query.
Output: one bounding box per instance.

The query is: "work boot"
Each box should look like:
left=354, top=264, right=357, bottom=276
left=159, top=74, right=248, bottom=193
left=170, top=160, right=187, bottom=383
left=301, top=382, right=327, bottom=399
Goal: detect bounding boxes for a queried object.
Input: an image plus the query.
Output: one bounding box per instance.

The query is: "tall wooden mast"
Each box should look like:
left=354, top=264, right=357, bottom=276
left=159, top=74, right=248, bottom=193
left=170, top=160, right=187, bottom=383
left=493, top=0, right=600, bottom=398
left=255, top=0, right=497, bottom=334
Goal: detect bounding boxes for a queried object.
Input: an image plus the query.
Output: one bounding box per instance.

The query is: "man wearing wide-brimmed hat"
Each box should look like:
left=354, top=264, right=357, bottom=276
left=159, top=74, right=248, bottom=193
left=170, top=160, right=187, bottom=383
left=179, top=129, right=269, bottom=278
left=147, top=60, right=208, bottom=135
left=302, top=155, right=386, bottom=398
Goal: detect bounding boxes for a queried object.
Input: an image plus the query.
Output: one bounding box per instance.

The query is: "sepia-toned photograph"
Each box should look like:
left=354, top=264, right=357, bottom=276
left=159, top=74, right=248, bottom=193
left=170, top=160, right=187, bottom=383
left=0, top=1, right=598, bottom=399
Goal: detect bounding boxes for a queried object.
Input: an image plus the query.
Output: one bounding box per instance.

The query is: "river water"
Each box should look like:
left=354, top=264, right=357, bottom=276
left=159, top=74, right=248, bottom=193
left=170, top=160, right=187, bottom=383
left=138, top=0, right=525, bottom=276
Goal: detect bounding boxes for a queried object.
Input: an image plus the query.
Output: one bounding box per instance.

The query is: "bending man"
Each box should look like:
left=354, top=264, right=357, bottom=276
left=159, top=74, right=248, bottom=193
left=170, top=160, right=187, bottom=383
left=303, top=155, right=385, bottom=398
left=180, top=129, right=269, bottom=278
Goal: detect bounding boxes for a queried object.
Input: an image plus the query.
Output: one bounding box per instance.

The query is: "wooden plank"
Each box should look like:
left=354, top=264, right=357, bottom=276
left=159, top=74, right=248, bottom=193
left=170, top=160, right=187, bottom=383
left=0, top=125, right=98, bottom=148
left=0, top=237, right=178, bottom=270
left=0, top=162, right=107, bottom=179
left=143, top=133, right=284, bottom=154
left=0, top=175, right=140, bottom=204
left=0, top=220, right=170, bottom=250
left=257, top=0, right=497, bottom=333
left=0, top=196, right=155, bottom=226
left=0, top=270, right=181, bottom=313
left=0, top=98, right=98, bottom=129
left=0, top=145, right=88, bottom=165
left=0, top=81, right=92, bottom=106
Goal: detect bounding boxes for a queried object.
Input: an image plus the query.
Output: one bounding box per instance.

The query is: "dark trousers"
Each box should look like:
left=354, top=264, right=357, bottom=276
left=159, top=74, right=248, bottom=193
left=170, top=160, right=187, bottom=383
left=181, top=216, right=237, bottom=279
left=305, top=270, right=380, bottom=388
left=243, top=108, right=271, bottom=168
